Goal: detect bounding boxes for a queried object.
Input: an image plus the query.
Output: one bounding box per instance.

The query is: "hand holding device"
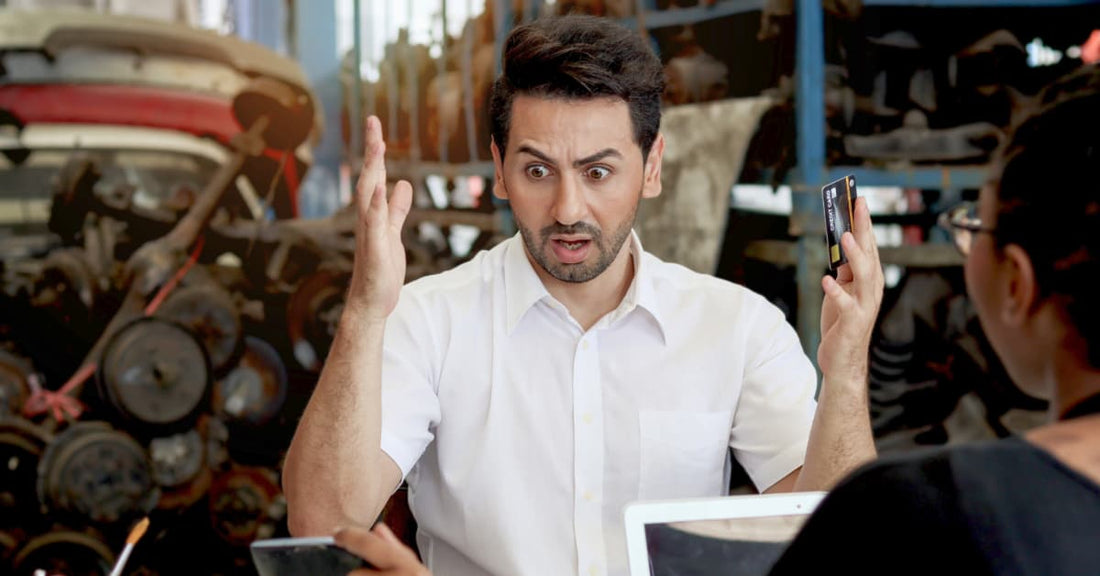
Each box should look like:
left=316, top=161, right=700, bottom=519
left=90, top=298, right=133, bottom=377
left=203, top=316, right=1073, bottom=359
left=251, top=535, right=372, bottom=576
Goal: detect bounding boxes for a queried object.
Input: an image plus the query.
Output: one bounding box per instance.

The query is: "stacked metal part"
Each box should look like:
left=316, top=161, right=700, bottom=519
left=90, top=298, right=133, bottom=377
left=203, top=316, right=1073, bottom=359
left=0, top=9, right=341, bottom=575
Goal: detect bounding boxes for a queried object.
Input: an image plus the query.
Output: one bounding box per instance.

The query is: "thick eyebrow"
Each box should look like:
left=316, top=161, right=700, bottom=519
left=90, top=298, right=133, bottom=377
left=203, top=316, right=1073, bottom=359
left=573, top=148, right=622, bottom=168
left=516, top=145, right=557, bottom=166
left=515, top=145, right=622, bottom=168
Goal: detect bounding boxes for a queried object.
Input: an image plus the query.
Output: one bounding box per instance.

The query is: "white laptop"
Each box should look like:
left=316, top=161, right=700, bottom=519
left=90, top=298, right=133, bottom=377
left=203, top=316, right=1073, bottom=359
left=623, top=492, right=826, bottom=576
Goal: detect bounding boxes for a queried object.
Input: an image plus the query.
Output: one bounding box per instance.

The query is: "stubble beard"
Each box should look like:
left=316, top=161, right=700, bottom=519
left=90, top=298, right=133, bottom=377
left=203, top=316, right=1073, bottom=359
left=516, top=201, right=638, bottom=284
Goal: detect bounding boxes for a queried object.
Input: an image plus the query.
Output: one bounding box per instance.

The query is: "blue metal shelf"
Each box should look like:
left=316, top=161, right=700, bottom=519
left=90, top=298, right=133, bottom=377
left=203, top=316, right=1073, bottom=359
left=864, top=0, right=1099, bottom=6
left=796, top=165, right=991, bottom=192
left=619, top=0, right=1100, bottom=35
left=786, top=0, right=1096, bottom=361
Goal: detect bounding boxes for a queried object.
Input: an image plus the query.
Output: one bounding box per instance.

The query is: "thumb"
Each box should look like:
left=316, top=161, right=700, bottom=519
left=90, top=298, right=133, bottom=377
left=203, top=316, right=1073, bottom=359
left=374, top=522, right=399, bottom=543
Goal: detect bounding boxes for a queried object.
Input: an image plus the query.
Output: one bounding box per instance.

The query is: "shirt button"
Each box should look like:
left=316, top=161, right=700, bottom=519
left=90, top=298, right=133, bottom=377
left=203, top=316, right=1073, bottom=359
left=581, top=340, right=590, bottom=351
left=583, top=413, right=593, bottom=424
left=589, top=565, right=599, bottom=576
left=584, top=490, right=594, bottom=502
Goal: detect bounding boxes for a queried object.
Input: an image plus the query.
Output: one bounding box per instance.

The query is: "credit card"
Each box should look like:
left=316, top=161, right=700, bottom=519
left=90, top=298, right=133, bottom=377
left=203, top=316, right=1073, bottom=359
left=822, top=175, right=858, bottom=270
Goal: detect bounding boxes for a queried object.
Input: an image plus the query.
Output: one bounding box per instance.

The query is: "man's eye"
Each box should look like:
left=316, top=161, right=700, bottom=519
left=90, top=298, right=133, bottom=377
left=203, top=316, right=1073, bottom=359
left=586, top=166, right=611, bottom=181
left=526, top=165, right=550, bottom=179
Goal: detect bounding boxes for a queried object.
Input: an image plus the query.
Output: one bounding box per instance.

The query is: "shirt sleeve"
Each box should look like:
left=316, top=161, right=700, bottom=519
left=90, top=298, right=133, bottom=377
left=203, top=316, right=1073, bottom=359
left=729, top=299, right=818, bottom=491
left=379, top=290, right=443, bottom=478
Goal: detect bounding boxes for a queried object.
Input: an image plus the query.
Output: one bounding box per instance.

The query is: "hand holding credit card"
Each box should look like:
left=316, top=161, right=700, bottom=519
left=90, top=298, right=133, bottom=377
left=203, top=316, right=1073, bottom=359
left=815, top=171, right=884, bottom=392
left=822, top=175, right=858, bottom=270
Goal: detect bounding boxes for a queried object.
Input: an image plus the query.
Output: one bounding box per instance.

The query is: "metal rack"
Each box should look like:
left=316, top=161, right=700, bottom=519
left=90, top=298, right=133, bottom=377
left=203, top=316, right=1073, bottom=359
left=786, top=0, right=1098, bottom=360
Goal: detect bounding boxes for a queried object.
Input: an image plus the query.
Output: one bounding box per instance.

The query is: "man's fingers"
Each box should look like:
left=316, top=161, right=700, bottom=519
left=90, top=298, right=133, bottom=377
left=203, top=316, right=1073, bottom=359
left=853, top=197, right=880, bottom=262
left=334, top=526, right=403, bottom=571
left=358, top=116, right=387, bottom=204
left=388, top=180, right=414, bottom=233
left=840, top=232, right=870, bottom=284
left=364, top=181, right=389, bottom=229
left=851, top=197, right=870, bottom=250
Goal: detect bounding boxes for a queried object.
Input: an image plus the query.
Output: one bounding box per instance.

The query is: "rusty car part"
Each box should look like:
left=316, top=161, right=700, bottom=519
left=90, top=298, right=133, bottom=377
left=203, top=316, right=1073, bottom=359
left=149, top=426, right=212, bottom=511
left=213, top=336, right=287, bottom=426
left=0, top=418, right=51, bottom=527
left=155, top=284, right=242, bottom=375
left=286, top=269, right=348, bottom=371
left=96, top=317, right=211, bottom=432
left=208, top=465, right=284, bottom=546
left=0, top=350, right=34, bottom=416
left=149, top=428, right=205, bottom=489
left=29, top=247, right=98, bottom=314
left=10, top=528, right=114, bottom=576
left=37, top=422, right=156, bottom=524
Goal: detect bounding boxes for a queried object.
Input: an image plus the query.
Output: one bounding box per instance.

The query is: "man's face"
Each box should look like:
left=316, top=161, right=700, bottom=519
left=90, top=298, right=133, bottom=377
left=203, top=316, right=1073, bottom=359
left=491, top=95, right=662, bottom=284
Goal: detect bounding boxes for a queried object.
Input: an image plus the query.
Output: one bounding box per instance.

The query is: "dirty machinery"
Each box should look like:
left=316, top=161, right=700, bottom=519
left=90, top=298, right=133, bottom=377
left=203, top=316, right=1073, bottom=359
left=0, top=76, right=346, bottom=575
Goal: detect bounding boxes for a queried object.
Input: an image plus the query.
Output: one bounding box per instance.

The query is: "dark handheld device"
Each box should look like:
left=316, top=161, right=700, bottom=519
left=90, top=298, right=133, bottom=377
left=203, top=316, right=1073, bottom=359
left=250, top=536, right=372, bottom=576
left=822, top=175, right=858, bottom=270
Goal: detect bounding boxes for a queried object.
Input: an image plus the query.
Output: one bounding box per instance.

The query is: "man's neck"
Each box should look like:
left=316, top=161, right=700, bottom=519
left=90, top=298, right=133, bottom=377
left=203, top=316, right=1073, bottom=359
left=530, top=242, right=636, bottom=332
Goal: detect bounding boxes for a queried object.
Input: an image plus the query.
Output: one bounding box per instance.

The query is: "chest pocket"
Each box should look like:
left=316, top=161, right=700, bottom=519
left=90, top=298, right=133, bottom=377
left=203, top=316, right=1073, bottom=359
left=638, top=409, right=732, bottom=500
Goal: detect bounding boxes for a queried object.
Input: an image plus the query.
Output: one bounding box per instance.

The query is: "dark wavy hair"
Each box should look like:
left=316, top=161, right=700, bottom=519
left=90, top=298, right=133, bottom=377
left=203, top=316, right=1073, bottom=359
left=488, top=15, right=665, bottom=161
left=991, top=64, right=1100, bottom=366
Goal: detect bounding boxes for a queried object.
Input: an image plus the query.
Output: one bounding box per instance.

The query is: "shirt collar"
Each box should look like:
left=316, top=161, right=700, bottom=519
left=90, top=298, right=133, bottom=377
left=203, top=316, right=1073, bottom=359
left=622, top=231, right=667, bottom=344
left=503, top=231, right=668, bottom=342
left=504, top=234, right=551, bottom=334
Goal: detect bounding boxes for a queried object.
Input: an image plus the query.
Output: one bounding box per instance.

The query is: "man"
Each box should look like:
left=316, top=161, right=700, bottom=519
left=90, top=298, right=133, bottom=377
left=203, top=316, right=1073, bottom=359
left=284, top=15, right=883, bottom=576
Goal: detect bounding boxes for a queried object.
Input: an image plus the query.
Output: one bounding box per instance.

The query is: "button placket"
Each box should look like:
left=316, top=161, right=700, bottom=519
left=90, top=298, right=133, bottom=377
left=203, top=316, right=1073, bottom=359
left=573, top=333, right=606, bottom=576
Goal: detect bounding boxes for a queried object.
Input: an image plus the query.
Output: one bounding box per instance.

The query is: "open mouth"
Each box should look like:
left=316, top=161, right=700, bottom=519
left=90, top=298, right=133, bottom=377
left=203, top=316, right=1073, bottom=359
left=550, top=237, right=593, bottom=264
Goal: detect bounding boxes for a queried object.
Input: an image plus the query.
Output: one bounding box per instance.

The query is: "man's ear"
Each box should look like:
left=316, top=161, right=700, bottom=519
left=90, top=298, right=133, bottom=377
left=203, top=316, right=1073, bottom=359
left=1001, top=244, right=1039, bottom=326
left=641, top=133, right=665, bottom=199
left=491, top=138, right=508, bottom=200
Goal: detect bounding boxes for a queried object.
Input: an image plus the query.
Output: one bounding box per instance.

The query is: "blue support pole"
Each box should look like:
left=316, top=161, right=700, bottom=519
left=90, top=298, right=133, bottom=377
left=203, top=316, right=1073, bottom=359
left=794, top=0, right=826, bottom=367
left=350, top=0, right=364, bottom=166
left=294, top=0, right=344, bottom=218
left=234, top=0, right=286, bottom=54
left=796, top=0, right=825, bottom=188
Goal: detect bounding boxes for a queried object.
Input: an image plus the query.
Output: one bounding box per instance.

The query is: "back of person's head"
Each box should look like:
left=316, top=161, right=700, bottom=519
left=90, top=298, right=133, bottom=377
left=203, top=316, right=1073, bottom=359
left=992, top=64, right=1100, bottom=366
left=488, top=14, right=664, bottom=161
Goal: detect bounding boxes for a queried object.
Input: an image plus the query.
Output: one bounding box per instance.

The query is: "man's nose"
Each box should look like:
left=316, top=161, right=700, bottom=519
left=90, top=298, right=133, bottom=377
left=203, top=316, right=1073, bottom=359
left=551, top=176, right=587, bottom=226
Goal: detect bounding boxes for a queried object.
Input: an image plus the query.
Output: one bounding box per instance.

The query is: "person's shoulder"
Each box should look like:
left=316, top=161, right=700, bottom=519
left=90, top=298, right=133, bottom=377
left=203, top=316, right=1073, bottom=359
left=834, top=444, right=962, bottom=496
left=835, top=439, right=1025, bottom=498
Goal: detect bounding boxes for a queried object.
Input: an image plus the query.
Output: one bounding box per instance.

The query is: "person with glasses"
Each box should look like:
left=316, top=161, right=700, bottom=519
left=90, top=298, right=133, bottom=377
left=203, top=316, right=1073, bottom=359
left=767, top=64, right=1100, bottom=575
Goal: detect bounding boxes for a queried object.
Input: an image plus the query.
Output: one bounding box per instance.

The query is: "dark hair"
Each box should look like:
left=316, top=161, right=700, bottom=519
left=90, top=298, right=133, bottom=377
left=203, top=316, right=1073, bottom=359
left=992, top=64, right=1100, bottom=366
left=488, top=15, right=665, bottom=161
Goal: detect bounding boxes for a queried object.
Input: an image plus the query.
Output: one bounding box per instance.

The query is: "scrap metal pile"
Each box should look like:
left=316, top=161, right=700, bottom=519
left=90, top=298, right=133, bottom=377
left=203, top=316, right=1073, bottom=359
left=0, top=9, right=359, bottom=575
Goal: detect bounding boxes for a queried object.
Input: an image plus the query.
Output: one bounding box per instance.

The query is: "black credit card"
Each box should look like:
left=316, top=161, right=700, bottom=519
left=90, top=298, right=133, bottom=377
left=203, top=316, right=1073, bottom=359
left=822, top=175, right=858, bottom=270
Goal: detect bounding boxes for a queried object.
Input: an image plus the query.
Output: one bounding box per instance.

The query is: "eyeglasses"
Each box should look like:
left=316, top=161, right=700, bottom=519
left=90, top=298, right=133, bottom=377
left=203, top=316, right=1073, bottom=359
left=937, top=201, right=997, bottom=256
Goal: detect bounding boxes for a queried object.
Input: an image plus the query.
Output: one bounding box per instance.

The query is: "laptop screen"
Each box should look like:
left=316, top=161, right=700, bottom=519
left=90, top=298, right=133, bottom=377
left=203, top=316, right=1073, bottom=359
left=624, top=492, right=825, bottom=576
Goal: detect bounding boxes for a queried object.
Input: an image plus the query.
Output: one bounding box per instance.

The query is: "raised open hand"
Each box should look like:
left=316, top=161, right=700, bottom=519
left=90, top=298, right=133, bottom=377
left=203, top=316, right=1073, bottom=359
left=346, top=116, right=414, bottom=322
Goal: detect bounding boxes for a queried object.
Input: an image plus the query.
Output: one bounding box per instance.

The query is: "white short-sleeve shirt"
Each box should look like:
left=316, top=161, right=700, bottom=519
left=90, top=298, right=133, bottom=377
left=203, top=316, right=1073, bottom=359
left=380, top=232, right=817, bottom=576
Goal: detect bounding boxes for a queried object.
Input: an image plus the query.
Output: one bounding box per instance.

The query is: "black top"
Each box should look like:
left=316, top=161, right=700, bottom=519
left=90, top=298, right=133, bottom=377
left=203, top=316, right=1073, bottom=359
left=769, top=436, right=1100, bottom=576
